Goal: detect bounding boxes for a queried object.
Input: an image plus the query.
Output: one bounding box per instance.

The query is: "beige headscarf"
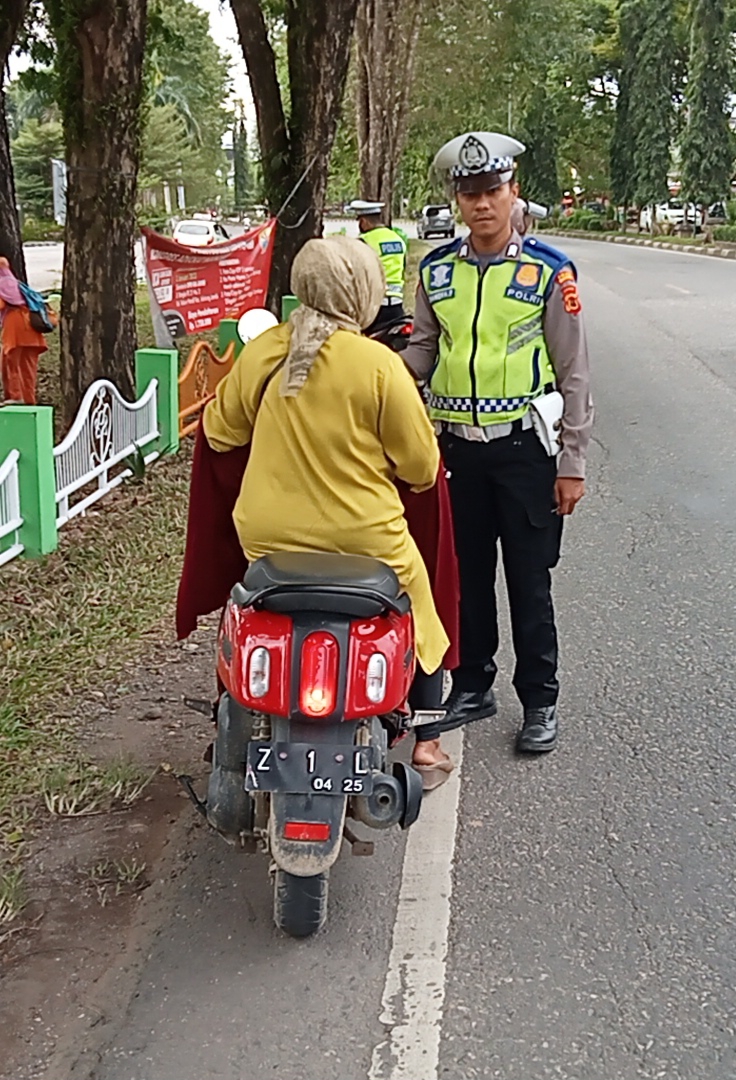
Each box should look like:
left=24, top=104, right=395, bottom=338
left=280, top=235, right=385, bottom=397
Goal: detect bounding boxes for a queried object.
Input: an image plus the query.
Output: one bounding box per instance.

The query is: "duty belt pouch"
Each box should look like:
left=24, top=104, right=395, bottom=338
left=529, top=390, right=564, bottom=456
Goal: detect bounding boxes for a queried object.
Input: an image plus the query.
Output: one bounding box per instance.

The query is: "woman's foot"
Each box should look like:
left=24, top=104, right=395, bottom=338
left=412, top=738, right=451, bottom=768
left=412, top=739, right=454, bottom=790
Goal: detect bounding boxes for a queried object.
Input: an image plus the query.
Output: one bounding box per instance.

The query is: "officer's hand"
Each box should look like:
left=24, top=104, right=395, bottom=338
left=555, top=477, right=585, bottom=515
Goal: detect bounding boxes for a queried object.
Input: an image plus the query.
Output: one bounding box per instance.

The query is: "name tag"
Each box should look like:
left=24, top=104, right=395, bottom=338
left=505, top=286, right=543, bottom=307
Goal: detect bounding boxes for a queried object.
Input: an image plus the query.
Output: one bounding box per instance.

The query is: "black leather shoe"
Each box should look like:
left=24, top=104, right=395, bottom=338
left=436, top=687, right=497, bottom=734
left=516, top=705, right=558, bottom=753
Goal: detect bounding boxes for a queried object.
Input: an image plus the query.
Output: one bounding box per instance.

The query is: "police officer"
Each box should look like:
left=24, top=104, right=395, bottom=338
left=403, top=132, right=593, bottom=752
left=347, top=200, right=408, bottom=332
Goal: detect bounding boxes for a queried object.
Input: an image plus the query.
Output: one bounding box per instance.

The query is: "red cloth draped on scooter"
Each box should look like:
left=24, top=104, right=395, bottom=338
left=176, top=423, right=460, bottom=669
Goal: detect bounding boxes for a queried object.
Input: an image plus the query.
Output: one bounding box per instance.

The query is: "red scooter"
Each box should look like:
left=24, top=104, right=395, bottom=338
left=194, top=551, right=425, bottom=938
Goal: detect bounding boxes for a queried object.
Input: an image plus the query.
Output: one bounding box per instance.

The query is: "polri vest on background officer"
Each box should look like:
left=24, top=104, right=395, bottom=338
left=347, top=199, right=408, bottom=334
left=403, top=131, right=594, bottom=753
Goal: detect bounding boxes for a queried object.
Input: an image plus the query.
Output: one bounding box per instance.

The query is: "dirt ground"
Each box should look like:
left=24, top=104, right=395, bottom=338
left=0, top=615, right=221, bottom=1080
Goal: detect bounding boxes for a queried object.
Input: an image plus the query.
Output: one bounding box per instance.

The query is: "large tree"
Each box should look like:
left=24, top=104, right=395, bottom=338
left=229, top=0, right=360, bottom=309
left=680, top=0, right=733, bottom=212
left=630, top=0, right=675, bottom=210
left=44, top=0, right=149, bottom=423
left=610, top=0, right=640, bottom=218
left=0, top=0, right=28, bottom=280
left=354, top=0, right=424, bottom=220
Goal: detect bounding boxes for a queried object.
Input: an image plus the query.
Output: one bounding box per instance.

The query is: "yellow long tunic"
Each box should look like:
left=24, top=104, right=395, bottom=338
left=203, top=324, right=449, bottom=673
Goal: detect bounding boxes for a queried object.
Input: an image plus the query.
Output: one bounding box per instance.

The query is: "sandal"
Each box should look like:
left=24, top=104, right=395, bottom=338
left=412, top=756, right=455, bottom=792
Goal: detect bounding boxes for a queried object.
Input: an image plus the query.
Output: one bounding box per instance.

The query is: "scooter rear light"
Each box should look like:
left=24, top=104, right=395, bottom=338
left=248, top=646, right=271, bottom=698
left=399, top=322, right=413, bottom=335
left=299, top=632, right=338, bottom=717
left=284, top=821, right=331, bottom=842
left=366, top=652, right=387, bottom=704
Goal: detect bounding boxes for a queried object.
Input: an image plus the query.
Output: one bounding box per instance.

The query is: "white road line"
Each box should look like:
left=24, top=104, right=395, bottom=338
left=615, top=265, right=634, bottom=274
left=665, top=283, right=691, bottom=294
left=368, top=727, right=464, bottom=1080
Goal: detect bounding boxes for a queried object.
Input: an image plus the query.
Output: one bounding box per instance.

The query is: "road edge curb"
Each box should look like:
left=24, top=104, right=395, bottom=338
left=541, top=230, right=736, bottom=261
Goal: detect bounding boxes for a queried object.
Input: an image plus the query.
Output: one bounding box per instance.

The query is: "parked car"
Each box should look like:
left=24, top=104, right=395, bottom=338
left=703, top=202, right=727, bottom=226
left=639, top=200, right=698, bottom=231
left=173, top=219, right=230, bottom=246
left=417, top=204, right=455, bottom=240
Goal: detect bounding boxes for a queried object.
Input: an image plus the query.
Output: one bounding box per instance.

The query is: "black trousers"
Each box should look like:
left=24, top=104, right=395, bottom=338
left=441, top=426, right=563, bottom=708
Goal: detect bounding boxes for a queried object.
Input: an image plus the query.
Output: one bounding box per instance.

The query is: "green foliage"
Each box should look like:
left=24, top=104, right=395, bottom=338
left=143, top=0, right=232, bottom=210
left=518, top=89, right=559, bottom=206
left=630, top=0, right=676, bottom=207
left=680, top=0, right=734, bottom=206
left=553, top=208, right=619, bottom=231
left=610, top=1, right=638, bottom=207
left=233, top=114, right=251, bottom=211
left=20, top=217, right=64, bottom=242
left=712, top=224, right=736, bottom=241
left=10, top=117, right=64, bottom=218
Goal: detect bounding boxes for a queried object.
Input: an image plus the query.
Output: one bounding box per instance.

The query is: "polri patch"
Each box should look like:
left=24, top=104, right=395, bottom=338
left=505, top=285, right=543, bottom=307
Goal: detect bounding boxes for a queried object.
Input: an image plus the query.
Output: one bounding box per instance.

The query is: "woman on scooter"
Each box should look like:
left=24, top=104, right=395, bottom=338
left=203, top=235, right=454, bottom=788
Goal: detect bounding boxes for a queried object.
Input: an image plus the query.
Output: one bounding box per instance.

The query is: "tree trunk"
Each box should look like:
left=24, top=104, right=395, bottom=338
left=355, top=0, right=424, bottom=223
left=230, top=0, right=359, bottom=310
left=0, top=0, right=28, bottom=281
left=45, top=0, right=148, bottom=425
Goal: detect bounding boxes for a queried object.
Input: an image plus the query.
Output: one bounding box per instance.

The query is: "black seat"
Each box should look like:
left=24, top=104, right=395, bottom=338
left=238, top=552, right=407, bottom=618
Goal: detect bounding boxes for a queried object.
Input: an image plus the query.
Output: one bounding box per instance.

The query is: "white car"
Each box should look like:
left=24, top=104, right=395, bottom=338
left=639, top=200, right=698, bottom=231
left=173, top=219, right=230, bottom=247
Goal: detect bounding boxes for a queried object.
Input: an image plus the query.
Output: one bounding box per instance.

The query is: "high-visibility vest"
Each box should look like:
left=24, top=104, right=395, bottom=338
left=361, top=227, right=407, bottom=299
left=421, top=236, right=572, bottom=425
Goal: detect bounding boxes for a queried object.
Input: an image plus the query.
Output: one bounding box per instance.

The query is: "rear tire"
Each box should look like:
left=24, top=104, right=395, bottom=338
left=273, top=870, right=329, bottom=938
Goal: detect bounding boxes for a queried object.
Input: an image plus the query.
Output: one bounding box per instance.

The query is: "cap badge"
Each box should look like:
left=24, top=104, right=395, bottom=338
left=458, top=135, right=490, bottom=174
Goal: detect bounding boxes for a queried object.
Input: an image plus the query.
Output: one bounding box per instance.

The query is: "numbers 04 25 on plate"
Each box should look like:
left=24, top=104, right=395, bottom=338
left=245, top=742, right=375, bottom=795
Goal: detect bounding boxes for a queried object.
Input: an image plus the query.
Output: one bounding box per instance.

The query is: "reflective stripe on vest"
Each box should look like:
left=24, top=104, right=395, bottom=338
left=421, top=249, right=557, bottom=426
left=361, top=227, right=406, bottom=298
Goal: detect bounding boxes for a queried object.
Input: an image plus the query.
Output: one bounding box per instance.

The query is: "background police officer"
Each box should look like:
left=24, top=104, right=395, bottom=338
left=403, top=132, right=593, bottom=752
left=347, top=199, right=408, bottom=332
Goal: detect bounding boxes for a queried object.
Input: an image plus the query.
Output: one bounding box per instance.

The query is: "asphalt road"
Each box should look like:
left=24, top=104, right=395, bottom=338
left=77, top=239, right=736, bottom=1080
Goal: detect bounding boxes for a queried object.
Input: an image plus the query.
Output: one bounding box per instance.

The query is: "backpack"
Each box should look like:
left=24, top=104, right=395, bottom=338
left=19, top=282, right=56, bottom=334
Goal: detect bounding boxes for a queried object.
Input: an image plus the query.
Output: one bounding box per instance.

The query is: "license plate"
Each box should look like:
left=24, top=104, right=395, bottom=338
left=245, top=743, right=375, bottom=795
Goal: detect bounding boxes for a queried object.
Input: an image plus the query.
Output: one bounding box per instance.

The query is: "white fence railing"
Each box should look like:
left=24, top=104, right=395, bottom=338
left=54, top=379, right=160, bottom=527
left=0, top=450, right=24, bottom=567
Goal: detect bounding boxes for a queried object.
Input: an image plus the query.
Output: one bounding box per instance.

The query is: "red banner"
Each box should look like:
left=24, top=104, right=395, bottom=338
left=142, top=220, right=276, bottom=340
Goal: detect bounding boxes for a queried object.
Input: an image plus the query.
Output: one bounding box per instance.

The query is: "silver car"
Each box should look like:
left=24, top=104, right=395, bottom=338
left=418, top=203, right=455, bottom=240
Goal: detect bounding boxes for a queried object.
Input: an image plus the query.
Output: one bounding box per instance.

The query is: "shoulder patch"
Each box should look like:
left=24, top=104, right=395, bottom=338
left=523, top=236, right=574, bottom=275
left=420, top=236, right=463, bottom=271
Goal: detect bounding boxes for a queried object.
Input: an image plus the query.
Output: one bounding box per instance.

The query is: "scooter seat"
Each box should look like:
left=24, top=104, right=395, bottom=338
left=245, top=552, right=400, bottom=597
left=239, top=552, right=407, bottom=618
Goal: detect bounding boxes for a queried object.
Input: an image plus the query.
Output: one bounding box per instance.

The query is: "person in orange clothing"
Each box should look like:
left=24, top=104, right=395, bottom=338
left=0, top=257, right=49, bottom=404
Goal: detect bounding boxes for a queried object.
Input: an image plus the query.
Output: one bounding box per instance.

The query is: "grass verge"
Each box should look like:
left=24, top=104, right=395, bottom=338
left=0, top=447, right=192, bottom=887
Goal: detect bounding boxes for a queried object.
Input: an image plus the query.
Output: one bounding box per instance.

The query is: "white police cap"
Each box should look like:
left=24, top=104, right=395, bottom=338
left=433, top=132, right=526, bottom=191
left=346, top=199, right=385, bottom=216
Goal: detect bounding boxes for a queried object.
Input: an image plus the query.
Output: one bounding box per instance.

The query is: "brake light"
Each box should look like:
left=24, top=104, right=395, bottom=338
left=284, top=821, right=331, bottom=841
left=248, top=647, right=270, bottom=698
left=299, top=632, right=338, bottom=717
left=366, top=652, right=387, bottom=704
left=399, top=322, right=413, bottom=335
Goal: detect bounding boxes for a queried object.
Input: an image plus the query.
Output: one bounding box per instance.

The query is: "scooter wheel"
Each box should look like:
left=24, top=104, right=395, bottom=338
left=273, top=869, right=329, bottom=938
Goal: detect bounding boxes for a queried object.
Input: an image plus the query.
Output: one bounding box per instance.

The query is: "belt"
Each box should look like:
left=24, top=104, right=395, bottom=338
left=435, top=412, right=533, bottom=443
left=381, top=296, right=404, bottom=307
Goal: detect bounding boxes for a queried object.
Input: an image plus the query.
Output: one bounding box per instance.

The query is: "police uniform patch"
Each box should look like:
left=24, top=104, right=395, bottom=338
left=513, top=263, right=541, bottom=289
left=556, top=268, right=582, bottom=315
left=429, top=263, right=454, bottom=290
